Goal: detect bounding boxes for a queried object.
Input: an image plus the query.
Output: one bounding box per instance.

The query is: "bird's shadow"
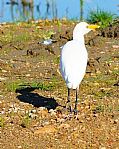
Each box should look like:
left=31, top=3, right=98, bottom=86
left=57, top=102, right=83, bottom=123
left=16, top=86, right=59, bottom=110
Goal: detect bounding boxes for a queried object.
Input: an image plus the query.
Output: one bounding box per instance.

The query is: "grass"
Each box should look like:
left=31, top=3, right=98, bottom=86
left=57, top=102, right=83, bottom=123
left=31, top=82, right=54, bottom=91
left=6, top=78, right=58, bottom=92
left=87, top=9, right=115, bottom=28
left=21, top=113, right=31, bottom=128
left=6, top=81, right=25, bottom=92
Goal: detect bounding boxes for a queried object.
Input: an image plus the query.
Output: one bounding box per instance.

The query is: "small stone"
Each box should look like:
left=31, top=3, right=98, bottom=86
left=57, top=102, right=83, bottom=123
left=0, top=77, right=7, bottom=81
left=99, top=147, right=106, bottom=149
left=49, top=109, right=54, bottom=113
left=26, top=74, right=30, bottom=77
left=31, top=109, right=37, bottom=113
left=114, top=119, right=118, bottom=124
left=49, top=109, right=56, bottom=116
left=112, top=45, right=119, bottom=49
left=57, top=118, right=65, bottom=123
left=29, top=113, right=37, bottom=119
left=39, top=107, right=46, bottom=111
left=17, top=146, right=22, bottom=149
left=1, top=70, right=7, bottom=73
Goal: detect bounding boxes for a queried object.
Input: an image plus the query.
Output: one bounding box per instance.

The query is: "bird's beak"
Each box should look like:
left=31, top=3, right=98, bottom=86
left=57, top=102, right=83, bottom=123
left=87, top=24, right=100, bottom=30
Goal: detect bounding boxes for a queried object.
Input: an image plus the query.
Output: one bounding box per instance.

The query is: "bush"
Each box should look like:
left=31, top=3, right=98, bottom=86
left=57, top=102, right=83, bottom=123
left=87, top=9, right=115, bottom=28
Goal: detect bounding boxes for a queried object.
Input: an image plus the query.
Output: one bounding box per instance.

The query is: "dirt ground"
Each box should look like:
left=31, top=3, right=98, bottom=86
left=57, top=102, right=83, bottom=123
left=0, top=20, right=119, bottom=149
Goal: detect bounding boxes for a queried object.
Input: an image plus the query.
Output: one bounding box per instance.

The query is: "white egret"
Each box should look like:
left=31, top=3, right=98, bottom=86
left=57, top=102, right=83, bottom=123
left=60, top=22, right=99, bottom=114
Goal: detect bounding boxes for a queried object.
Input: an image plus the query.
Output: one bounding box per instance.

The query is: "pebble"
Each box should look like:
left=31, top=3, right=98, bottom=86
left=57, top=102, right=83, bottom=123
left=0, top=111, right=5, bottom=114
left=99, top=147, right=106, bottom=149
left=0, top=77, right=7, bottom=81
left=38, top=107, right=46, bottom=111
left=31, top=109, right=37, bottom=113
left=57, top=118, right=65, bottom=123
left=114, top=119, right=118, bottom=124
left=49, top=109, right=56, bottom=116
left=17, top=146, right=22, bottom=149
left=29, top=113, right=37, bottom=119
left=112, top=45, right=119, bottom=49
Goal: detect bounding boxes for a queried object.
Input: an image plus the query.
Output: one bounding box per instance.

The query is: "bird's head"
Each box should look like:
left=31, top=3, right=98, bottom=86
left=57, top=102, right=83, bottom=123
left=73, top=22, right=100, bottom=40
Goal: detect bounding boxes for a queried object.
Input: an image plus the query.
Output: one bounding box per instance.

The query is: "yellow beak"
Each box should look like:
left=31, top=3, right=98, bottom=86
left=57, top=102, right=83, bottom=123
left=87, top=24, right=100, bottom=30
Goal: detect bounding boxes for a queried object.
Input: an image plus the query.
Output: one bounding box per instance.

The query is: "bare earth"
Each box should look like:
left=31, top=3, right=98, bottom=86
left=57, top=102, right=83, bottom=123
left=0, top=20, right=119, bottom=149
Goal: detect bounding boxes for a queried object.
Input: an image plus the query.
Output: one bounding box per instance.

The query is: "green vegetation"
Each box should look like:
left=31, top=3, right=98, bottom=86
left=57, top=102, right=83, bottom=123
left=93, top=105, right=104, bottom=113
left=6, top=81, right=25, bottom=92
left=21, top=113, right=31, bottom=128
left=87, top=9, right=115, bottom=28
left=31, top=82, right=54, bottom=91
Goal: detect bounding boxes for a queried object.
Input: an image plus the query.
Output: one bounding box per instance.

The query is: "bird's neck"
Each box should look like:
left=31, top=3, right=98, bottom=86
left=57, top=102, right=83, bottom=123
left=73, top=35, right=85, bottom=45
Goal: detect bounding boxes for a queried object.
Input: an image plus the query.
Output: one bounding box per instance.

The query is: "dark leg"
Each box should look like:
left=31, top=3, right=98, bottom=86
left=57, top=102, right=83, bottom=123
left=74, top=88, right=78, bottom=114
left=66, top=88, right=72, bottom=112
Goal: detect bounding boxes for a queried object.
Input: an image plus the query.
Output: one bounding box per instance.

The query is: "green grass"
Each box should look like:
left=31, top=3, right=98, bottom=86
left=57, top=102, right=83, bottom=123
left=87, top=9, right=115, bottom=28
left=31, top=82, right=54, bottom=91
left=6, top=81, right=25, bottom=92
left=21, top=113, right=31, bottom=128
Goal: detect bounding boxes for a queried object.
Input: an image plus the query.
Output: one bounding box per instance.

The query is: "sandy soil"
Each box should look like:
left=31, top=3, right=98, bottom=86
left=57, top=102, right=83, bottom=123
left=0, top=20, right=119, bottom=149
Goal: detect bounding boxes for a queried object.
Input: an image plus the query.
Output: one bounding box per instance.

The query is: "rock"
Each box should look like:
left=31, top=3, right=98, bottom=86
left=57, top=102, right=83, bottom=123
left=0, top=77, right=7, bottom=81
left=49, top=109, right=56, bottom=116
left=56, top=118, right=65, bottom=123
left=31, top=109, right=37, bottom=113
left=38, top=107, right=46, bottom=111
left=112, top=45, right=119, bottom=49
left=29, top=113, right=37, bottom=119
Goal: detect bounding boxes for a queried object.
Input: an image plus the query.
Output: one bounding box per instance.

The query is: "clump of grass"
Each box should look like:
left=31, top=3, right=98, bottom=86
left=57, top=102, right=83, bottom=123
left=21, top=113, right=31, bottom=128
left=13, top=33, right=31, bottom=42
left=57, top=20, right=62, bottom=32
left=31, top=82, right=54, bottom=91
left=42, top=30, right=55, bottom=40
left=92, top=105, right=104, bottom=113
left=87, top=9, right=115, bottom=28
left=6, top=81, right=25, bottom=92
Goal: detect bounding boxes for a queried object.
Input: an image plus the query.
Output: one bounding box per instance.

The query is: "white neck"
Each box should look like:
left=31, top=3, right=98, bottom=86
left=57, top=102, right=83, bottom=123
left=73, top=34, right=85, bottom=45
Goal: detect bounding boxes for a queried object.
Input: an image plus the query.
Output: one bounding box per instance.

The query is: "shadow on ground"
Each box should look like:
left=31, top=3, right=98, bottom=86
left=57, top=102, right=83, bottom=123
left=16, top=87, right=58, bottom=110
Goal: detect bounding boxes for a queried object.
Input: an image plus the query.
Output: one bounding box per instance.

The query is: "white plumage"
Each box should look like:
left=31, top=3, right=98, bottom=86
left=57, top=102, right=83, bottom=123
left=60, top=22, right=99, bottom=113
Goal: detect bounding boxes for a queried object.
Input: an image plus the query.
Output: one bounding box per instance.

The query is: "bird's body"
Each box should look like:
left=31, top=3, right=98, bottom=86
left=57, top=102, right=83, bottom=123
left=60, top=40, right=88, bottom=89
left=60, top=22, right=99, bottom=113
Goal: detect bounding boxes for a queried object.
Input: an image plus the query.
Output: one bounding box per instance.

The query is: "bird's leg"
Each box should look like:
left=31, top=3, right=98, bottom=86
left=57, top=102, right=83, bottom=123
left=74, top=88, right=78, bottom=114
left=66, top=88, right=72, bottom=112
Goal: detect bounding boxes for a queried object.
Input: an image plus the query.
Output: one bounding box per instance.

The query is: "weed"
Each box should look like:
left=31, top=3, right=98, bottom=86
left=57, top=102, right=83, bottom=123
left=87, top=9, right=115, bottom=28
left=22, top=81, right=55, bottom=91
left=13, top=33, right=31, bottom=42
left=21, top=113, right=31, bottom=128
left=6, top=81, right=25, bottom=92
left=57, top=20, right=62, bottom=32
left=54, top=56, right=60, bottom=64
left=92, top=105, right=104, bottom=113
left=36, top=82, right=54, bottom=91
left=42, top=30, right=55, bottom=40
